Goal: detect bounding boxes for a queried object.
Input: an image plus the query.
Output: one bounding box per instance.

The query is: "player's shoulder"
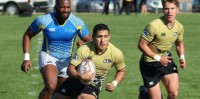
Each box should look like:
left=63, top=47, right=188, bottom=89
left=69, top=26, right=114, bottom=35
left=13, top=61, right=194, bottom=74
left=149, top=16, right=163, bottom=26
left=108, top=43, right=123, bottom=55
left=68, top=13, right=85, bottom=25
left=175, top=20, right=184, bottom=28
left=34, top=12, right=54, bottom=24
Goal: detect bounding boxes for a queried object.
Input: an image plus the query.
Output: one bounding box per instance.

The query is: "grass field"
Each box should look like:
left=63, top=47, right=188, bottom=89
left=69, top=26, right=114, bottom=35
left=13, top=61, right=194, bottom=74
left=0, top=12, right=199, bottom=99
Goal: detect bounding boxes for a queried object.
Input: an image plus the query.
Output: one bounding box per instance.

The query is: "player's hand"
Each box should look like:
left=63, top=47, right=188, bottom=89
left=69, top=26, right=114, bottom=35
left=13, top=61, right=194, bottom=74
left=76, top=40, right=85, bottom=48
left=106, top=83, right=115, bottom=92
left=160, top=56, right=172, bottom=66
left=180, top=59, right=186, bottom=69
left=21, top=60, right=32, bottom=73
left=81, top=71, right=95, bottom=81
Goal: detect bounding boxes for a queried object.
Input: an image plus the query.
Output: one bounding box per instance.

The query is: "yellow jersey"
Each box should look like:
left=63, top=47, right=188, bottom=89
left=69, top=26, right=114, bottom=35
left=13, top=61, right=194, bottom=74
left=141, top=16, right=184, bottom=62
left=71, top=41, right=126, bottom=81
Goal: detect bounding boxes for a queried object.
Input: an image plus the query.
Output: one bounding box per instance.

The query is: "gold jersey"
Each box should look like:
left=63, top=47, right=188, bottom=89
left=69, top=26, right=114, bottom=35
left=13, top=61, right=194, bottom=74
left=141, top=16, right=184, bottom=62
left=71, top=41, right=126, bottom=80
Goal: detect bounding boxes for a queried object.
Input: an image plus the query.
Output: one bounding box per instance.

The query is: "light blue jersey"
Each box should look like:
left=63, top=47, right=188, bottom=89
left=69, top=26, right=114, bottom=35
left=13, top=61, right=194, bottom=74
left=30, top=12, right=89, bottom=61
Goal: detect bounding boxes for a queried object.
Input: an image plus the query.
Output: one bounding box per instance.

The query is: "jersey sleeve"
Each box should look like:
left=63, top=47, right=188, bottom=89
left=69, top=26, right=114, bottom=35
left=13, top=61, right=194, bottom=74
left=113, top=49, right=126, bottom=70
left=76, top=21, right=89, bottom=39
left=30, top=17, right=43, bottom=33
left=70, top=45, right=87, bottom=67
left=69, top=14, right=90, bottom=39
left=141, top=23, right=156, bottom=42
left=30, top=14, right=52, bottom=33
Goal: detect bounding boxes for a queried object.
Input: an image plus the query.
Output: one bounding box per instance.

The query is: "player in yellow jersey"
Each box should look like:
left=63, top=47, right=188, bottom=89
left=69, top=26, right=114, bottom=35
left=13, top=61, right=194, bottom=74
left=138, top=0, right=186, bottom=99
left=52, top=23, right=126, bottom=99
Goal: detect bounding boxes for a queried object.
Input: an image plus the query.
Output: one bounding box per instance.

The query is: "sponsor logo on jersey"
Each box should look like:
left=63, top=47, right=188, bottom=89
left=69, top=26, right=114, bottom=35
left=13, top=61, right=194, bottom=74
left=161, top=32, right=166, bottom=37
left=65, top=28, right=75, bottom=32
left=49, top=28, right=56, bottom=32
left=173, top=32, right=178, bottom=36
left=103, top=59, right=112, bottom=63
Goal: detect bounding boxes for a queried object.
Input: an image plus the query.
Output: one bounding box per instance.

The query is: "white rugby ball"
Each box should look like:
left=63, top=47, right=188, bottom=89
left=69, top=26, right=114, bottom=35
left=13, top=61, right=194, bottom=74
left=78, top=59, right=96, bottom=84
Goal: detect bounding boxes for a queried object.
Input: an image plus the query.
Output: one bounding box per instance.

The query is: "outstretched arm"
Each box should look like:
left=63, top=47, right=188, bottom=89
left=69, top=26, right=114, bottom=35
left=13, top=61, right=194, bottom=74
left=106, top=67, right=126, bottom=92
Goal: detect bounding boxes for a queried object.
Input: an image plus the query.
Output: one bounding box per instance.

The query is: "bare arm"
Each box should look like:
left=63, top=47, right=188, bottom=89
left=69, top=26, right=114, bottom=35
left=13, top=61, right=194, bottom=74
left=175, top=41, right=186, bottom=69
left=138, top=37, right=172, bottom=66
left=138, top=37, right=155, bottom=58
left=106, top=67, right=126, bottom=92
left=77, top=34, right=92, bottom=47
left=175, top=41, right=184, bottom=56
left=22, top=27, right=37, bottom=53
left=21, top=27, right=38, bottom=73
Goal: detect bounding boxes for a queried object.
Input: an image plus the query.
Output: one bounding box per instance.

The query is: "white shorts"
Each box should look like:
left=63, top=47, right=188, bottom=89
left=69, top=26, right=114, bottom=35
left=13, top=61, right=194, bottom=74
left=39, top=51, right=70, bottom=78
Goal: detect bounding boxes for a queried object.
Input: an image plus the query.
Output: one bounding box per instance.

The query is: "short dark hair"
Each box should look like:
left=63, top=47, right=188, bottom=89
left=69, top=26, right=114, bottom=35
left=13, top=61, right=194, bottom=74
left=54, top=0, right=71, bottom=10
left=162, top=0, right=179, bottom=8
left=56, top=0, right=70, bottom=4
left=92, top=24, right=110, bottom=37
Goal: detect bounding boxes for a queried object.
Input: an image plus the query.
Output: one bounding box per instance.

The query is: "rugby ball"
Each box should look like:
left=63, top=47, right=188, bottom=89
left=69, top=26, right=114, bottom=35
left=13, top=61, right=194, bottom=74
left=78, top=59, right=96, bottom=84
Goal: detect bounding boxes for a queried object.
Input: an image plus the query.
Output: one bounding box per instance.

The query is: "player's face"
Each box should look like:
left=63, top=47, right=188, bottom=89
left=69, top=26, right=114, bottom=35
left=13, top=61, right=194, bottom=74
left=163, top=2, right=179, bottom=23
left=94, top=30, right=110, bottom=53
left=56, top=0, right=71, bottom=19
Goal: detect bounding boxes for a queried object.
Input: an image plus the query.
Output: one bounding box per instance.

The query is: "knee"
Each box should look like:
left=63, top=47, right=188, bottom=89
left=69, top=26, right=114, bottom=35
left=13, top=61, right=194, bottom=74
left=44, top=83, right=57, bottom=94
left=168, top=91, right=178, bottom=98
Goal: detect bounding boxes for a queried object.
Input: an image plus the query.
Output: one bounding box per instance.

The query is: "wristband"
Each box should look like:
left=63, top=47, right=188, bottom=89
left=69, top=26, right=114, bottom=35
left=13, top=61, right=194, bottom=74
left=24, top=53, right=30, bottom=60
left=112, top=80, right=118, bottom=87
left=153, top=54, right=161, bottom=61
left=180, top=54, right=185, bottom=61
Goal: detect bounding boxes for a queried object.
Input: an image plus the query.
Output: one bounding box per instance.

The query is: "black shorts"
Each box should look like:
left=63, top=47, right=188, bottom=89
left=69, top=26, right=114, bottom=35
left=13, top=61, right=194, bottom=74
left=139, top=60, right=178, bottom=88
left=57, top=77, right=100, bottom=98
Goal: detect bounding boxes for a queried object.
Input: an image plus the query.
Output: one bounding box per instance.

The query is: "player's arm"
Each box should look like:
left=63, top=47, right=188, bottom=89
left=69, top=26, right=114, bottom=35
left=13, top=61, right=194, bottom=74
left=106, top=50, right=126, bottom=92
left=67, top=64, right=94, bottom=81
left=175, top=41, right=186, bottom=69
left=21, top=27, right=38, bottom=73
left=106, top=67, right=126, bottom=92
left=138, top=37, right=171, bottom=66
left=138, top=37, right=155, bottom=58
left=77, top=34, right=92, bottom=47
left=114, top=68, right=126, bottom=84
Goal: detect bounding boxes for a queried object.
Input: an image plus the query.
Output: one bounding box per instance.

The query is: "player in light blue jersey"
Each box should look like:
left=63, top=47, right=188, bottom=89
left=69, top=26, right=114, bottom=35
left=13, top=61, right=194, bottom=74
left=20, top=0, right=92, bottom=99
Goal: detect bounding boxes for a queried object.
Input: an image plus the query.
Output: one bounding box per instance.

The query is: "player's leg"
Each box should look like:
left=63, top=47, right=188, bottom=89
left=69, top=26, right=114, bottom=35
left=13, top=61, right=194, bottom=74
left=78, top=83, right=100, bottom=99
left=56, top=61, right=69, bottom=90
left=161, top=73, right=179, bottom=99
left=38, top=52, right=60, bottom=99
left=138, top=85, right=149, bottom=99
left=39, top=64, right=58, bottom=99
left=148, top=83, right=162, bottom=99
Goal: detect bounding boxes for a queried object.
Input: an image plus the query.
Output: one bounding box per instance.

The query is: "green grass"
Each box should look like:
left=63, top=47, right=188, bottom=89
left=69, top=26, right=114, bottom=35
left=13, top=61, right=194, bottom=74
left=0, top=12, right=199, bottom=99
